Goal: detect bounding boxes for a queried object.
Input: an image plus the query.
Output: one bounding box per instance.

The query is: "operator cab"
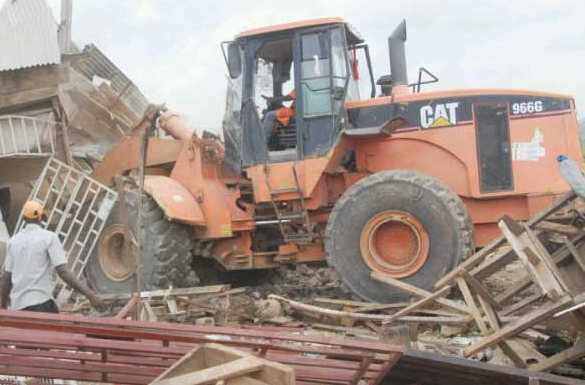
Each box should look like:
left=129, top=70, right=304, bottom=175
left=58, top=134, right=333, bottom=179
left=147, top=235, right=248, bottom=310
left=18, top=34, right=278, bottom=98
left=222, top=18, right=365, bottom=169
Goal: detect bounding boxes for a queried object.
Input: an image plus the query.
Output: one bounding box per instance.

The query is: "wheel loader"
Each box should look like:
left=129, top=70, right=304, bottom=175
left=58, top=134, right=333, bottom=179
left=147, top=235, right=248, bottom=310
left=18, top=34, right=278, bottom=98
left=87, top=18, right=583, bottom=302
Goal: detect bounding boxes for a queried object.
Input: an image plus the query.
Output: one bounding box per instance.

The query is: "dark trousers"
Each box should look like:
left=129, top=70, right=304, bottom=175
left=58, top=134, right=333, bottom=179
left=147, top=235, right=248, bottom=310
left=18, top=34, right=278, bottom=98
left=22, top=299, right=59, bottom=313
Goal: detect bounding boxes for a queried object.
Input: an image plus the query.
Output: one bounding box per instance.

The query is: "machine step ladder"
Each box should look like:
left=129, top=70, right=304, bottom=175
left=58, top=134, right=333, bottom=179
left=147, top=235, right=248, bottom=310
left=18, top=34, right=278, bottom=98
left=265, top=165, right=313, bottom=245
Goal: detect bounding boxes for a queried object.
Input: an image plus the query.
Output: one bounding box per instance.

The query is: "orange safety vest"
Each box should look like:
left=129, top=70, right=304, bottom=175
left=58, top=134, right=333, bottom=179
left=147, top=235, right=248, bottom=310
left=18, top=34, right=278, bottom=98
left=275, top=90, right=296, bottom=126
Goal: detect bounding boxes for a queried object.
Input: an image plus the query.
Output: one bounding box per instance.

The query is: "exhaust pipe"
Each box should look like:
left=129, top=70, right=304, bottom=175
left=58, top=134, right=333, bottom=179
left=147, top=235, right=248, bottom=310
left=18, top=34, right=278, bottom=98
left=388, top=19, right=408, bottom=94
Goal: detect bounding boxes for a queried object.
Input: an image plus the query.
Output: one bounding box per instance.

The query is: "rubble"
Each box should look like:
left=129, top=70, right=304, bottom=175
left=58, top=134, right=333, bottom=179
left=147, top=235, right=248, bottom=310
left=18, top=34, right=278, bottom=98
left=0, top=0, right=149, bottom=268
left=0, top=1, right=584, bottom=384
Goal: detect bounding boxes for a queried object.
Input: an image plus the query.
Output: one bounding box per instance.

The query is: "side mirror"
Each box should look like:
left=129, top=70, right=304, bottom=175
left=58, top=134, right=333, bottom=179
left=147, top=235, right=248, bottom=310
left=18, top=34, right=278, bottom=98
left=227, top=43, right=242, bottom=79
left=332, top=86, right=345, bottom=100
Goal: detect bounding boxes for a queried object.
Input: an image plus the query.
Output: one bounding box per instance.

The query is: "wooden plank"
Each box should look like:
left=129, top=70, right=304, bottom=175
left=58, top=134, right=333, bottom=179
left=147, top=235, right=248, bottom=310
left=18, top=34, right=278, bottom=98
left=371, top=272, right=471, bottom=314
left=269, top=294, right=464, bottom=323
left=494, top=276, right=533, bottom=305
left=499, top=219, right=551, bottom=297
left=564, top=237, right=585, bottom=273
left=0, top=66, right=69, bottom=96
left=472, top=246, right=515, bottom=281
left=151, top=356, right=264, bottom=385
left=226, top=377, right=269, bottom=385
left=390, top=316, right=468, bottom=325
left=499, top=293, right=542, bottom=317
left=529, top=338, right=585, bottom=372
left=99, top=285, right=232, bottom=301
left=457, top=278, right=489, bottom=335
left=536, top=221, right=583, bottom=237
left=355, top=302, right=410, bottom=313
left=314, top=298, right=381, bottom=307
left=115, top=294, right=138, bottom=319
left=464, top=296, right=573, bottom=357
left=461, top=271, right=501, bottom=310
left=141, top=301, right=157, bottom=322
left=435, top=237, right=507, bottom=289
left=522, top=224, right=570, bottom=294
left=477, top=295, right=500, bottom=331
left=435, top=193, right=576, bottom=289
left=495, top=236, right=583, bottom=305
left=478, top=296, right=527, bottom=368
left=382, top=286, right=451, bottom=325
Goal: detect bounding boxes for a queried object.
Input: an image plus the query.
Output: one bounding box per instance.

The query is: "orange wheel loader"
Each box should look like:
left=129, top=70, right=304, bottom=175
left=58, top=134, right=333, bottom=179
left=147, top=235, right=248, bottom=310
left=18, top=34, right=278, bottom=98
left=86, top=18, right=583, bottom=302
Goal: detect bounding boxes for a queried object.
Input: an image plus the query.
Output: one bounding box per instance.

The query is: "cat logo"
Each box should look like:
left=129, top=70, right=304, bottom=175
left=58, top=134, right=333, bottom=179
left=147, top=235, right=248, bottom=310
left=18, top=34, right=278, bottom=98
left=420, top=102, right=460, bottom=129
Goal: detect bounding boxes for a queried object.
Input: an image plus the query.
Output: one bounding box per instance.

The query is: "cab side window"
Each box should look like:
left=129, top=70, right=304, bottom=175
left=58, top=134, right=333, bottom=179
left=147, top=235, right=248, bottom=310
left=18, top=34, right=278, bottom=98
left=300, top=32, right=332, bottom=117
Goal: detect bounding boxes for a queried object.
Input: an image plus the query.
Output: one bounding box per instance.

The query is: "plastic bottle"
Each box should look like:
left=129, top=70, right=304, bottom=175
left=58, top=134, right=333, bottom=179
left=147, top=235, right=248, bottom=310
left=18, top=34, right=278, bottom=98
left=558, top=155, right=585, bottom=199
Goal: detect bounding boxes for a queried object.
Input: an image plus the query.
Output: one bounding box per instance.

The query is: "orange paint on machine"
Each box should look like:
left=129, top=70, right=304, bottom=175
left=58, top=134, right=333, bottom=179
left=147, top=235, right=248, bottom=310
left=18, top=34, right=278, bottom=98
left=88, top=18, right=582, bottom=303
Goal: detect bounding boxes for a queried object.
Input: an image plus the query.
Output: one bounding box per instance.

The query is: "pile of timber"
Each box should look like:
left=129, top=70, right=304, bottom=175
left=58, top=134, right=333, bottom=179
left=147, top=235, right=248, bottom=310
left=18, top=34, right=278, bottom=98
left=271, top=192, right=585, bottom=374
left=373, top=192, right=585, bottom=372
left=73, top=284, right=246, bottom=324
left=0, top=309, right=581, bottom=385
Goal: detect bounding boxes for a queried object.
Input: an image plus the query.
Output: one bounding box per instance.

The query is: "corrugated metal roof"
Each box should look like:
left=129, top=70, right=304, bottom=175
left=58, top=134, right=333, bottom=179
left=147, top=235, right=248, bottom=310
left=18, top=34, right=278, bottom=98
left=0, top=0, right=61, bottom=72
left=72, top=44, right=150, bottom=114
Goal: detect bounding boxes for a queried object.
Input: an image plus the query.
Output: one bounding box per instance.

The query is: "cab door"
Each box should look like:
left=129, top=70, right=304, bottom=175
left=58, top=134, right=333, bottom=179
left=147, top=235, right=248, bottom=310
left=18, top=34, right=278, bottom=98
left=293, top=25, right=349, bottom=158
left=475, top=102, right=513, bottom=192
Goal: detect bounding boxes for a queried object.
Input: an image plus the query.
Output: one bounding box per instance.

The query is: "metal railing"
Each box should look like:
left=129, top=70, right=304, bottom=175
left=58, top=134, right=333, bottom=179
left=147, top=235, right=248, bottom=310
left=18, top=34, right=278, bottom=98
left=0, top=115, right=56, bottom=158
left=16, top=157, right=118, bottom=302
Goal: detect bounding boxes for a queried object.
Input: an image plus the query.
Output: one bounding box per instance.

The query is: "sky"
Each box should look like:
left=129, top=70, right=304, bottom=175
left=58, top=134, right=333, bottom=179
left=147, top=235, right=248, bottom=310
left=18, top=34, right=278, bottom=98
left=26, top=0, right=585, bottom=131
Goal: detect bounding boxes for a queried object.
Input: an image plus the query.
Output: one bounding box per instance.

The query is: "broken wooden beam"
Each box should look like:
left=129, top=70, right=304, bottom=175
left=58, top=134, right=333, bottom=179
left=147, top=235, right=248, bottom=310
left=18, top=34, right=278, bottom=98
left=382, top=286, right=450, bottom=325
left=371, top=271, right=470, bottom=315
left=435, top=192, right=577, bottom=289
left=269, top=295, right=467, bottom=325
left=464, top=296, right=573, bottom=357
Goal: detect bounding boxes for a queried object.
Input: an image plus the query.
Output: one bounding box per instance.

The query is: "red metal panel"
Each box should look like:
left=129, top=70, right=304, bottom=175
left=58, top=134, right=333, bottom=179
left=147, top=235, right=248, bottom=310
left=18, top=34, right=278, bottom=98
left=0, top=309, right=402, bottom=385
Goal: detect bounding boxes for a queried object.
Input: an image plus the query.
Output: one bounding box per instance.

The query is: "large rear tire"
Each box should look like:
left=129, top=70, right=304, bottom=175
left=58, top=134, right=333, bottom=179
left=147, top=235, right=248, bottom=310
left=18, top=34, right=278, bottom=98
left=85, top=193, right=199, bottom=294
left=325, top=170, right=474, bottom=303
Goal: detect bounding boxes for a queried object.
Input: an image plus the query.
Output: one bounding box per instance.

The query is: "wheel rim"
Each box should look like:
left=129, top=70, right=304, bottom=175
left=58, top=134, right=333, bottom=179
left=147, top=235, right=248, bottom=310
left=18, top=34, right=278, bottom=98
left=98, top=224, right=135, bottom=282
left=360, top=210, right=430, bottom=278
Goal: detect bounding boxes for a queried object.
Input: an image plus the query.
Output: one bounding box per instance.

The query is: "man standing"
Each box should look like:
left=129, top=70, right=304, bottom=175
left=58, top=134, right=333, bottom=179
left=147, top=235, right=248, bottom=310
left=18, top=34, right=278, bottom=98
left=0, top=201, right=105, bottom=313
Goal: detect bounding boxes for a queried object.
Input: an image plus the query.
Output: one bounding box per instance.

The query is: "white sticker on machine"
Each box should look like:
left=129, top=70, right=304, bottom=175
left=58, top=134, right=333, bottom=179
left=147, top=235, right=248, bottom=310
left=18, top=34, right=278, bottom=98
left=512, top=142, right=545, bottom=161
left=512, top=126, right=546, bottom=161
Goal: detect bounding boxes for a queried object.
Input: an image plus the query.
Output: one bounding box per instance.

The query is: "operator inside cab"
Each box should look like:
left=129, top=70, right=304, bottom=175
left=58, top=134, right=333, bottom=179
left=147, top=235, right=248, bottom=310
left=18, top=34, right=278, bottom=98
left=262, top=89, right=296, bottom=144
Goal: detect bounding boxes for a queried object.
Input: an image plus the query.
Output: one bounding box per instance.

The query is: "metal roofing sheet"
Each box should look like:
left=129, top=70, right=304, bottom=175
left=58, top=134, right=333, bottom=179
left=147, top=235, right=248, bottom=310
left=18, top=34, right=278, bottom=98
left=0, top=0, right=61, bottom=72
left=72, top=44, right=149, bottom=114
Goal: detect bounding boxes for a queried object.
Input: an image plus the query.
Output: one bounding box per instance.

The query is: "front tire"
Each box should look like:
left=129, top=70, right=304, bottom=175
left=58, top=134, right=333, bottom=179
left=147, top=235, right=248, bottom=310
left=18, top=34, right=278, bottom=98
left=85, top=193, right=199, bottom=294
left=325, top=170, right=474, bottom=303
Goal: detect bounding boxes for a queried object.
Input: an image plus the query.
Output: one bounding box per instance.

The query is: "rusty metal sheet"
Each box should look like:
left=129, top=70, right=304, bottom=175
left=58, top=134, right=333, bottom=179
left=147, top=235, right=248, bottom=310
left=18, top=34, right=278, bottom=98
left=0, top=309, right=403, bottom=385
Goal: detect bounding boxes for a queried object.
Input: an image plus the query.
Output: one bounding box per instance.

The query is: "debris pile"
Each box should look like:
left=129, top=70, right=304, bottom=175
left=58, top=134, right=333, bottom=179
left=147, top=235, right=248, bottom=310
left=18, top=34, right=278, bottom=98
left=88, top=192, right=585, bottom=381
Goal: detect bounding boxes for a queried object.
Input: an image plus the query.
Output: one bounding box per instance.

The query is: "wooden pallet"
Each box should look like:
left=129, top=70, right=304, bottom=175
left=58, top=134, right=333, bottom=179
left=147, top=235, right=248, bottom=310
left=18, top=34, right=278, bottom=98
left=151, top=343, right=295, bottom=385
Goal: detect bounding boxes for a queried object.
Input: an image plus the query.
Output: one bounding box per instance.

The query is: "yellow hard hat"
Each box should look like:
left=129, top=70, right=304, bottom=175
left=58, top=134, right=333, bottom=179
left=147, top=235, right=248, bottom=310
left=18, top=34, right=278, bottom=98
left=23, top=201, right=43, bottom=220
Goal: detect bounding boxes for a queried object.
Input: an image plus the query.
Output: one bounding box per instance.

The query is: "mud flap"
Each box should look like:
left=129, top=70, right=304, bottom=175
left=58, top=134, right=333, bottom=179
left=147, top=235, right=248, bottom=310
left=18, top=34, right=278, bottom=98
left=143, top=175, right=206, bottom=227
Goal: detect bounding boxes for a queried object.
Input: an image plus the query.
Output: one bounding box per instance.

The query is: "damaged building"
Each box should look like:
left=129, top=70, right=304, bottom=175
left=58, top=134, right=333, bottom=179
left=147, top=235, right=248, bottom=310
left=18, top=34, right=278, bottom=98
left=0, top=0, right=149, bottom=264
